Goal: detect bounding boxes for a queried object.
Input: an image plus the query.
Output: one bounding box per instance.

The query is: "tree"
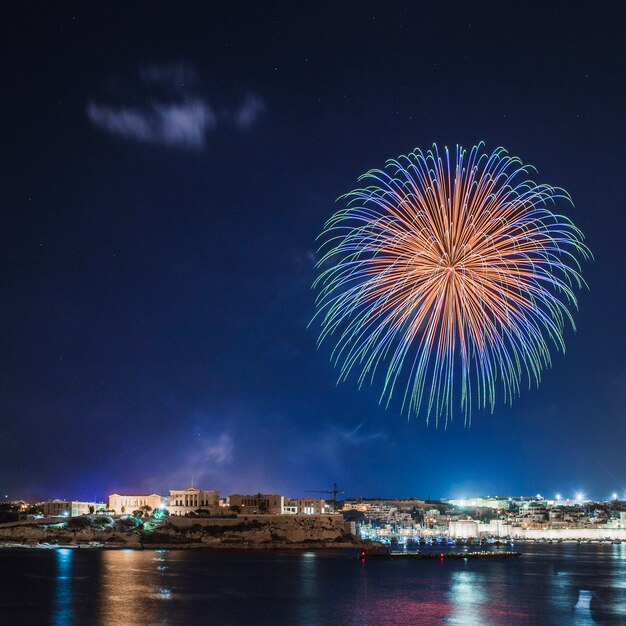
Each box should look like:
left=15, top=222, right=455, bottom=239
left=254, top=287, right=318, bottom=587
left=0, top=502, right=20, bottom=523
left=153, top=508, right=168, bottom=520
left=257, top=494, right=268, bottom=514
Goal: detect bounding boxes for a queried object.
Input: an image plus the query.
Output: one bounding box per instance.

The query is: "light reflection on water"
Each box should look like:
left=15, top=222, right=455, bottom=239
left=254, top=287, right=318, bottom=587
left=299, top=552, right=319, bottom=625
left=1, top=544, right=625, bottom=625
left=573, top=589, right=596, bottom=626
left=447, top=570, right=489, bottom=625
left=53, top=548, right=73, bottom=626
left=96, top=549, right=172, bottom=626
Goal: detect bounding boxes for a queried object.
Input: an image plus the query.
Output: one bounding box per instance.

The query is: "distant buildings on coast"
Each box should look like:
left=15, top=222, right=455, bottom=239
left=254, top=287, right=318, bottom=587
left=2, top=486, right=329, bottom=521
left=3, top=489, right=626, bottom=541
left=42, top=500, right=106, bottom=518
left=346, top=495, right=626, bottom=542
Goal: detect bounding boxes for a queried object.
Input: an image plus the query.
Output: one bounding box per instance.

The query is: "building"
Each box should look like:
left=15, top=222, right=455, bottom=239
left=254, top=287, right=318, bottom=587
left=283, top=498, right=326, bottom=515
left=343, top=500, right=372, bottom=513
left=228, top=494, right=286, bottom=515
left=517, top=502, right=548, bottom=524
left=606, top=511, right=626, bottom=529
left=448, top=497, right=511, bottom=511
left=449, top=520, right=479, bottom=538
left=168, top=488, right=220, bottom=516
left=43, top=500, right=106, bottom=517
left=107, top=493, right=165, bottom=515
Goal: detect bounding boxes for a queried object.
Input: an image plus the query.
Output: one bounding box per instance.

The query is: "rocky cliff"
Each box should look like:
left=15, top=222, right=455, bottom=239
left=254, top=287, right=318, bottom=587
left=0, top=514, right=364, bottom=549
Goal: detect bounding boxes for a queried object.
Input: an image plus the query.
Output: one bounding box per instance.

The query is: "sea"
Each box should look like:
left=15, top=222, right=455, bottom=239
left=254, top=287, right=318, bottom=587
left=0, top=543, right=625, bottom=625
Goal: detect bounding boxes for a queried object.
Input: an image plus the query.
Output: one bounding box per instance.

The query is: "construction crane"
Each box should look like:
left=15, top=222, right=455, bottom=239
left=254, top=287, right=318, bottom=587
left=306, top=482, right=346, bottom=504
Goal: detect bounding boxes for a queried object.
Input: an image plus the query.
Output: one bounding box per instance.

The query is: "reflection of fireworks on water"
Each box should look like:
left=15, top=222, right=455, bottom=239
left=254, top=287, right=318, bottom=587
left=313, top=144, right=590, bottom=425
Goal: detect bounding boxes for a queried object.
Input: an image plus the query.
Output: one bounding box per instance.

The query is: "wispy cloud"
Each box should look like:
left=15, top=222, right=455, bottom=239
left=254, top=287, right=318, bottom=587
left=234, top=94, right=266, bottom=129
left=290, top=421, right=389, bottom=475
left=339, top=421, right=389, bottom=446
left=165, top=433, right=234, bottom=487
left=86, top=98, right=216, bottom=149
left=87, top=64, right=265, bottom=149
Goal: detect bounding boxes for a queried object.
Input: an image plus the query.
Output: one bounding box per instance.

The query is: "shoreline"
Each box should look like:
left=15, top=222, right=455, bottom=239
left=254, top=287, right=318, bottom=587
left=0, top=541, right=366, bottom=551
left=0, top=513, right=371, bottom=551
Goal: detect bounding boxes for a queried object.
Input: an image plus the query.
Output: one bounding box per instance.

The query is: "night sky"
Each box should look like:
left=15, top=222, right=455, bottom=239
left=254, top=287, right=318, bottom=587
left=2, top=2, right=625, bottom=503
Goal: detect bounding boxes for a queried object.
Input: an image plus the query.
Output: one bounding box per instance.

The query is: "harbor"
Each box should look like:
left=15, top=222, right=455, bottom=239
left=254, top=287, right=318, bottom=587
left=359, top=549, right=522, bottom=561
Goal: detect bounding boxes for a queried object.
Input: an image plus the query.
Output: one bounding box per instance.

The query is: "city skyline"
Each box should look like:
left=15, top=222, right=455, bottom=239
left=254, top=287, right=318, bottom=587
left=6, top=481, right=626, bottom=507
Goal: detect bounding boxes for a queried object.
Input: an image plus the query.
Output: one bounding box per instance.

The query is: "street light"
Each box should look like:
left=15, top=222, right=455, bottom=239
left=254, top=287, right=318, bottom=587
left=555, top=494, right=561, bottom=502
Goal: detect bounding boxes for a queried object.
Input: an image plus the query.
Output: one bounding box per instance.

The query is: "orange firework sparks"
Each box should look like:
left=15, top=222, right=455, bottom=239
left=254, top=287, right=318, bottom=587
left=312, top=144, right=590, bottom=426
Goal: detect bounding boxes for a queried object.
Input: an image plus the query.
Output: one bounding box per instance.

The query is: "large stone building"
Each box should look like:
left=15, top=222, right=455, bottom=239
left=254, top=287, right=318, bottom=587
left=43, top=500, right=105, bottom=517
left=283, top=498, right=326, bottom=515
left=448, top=520, right=479, bottom=538
left=517, top=502, right=548, bottom=525
left=168, top=488, right=220, bottom=516
left=228, top=494, right=286, bottom=515
left=227, top=494, right=326, bottom=515
left=107, top=493, right=165, bottom=515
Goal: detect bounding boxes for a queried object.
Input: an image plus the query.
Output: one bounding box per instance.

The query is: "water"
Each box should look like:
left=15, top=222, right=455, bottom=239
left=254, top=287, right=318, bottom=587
left=0, top=544, right=625, bottom=625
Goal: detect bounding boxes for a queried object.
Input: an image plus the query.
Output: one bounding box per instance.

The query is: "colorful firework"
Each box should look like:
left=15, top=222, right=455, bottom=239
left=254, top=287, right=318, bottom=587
left=312, top=144, right=590, bottom=426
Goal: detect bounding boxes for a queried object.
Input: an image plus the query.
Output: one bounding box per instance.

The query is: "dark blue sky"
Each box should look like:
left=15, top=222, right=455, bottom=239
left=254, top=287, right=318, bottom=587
left=1, top=2, right=624, bottom=502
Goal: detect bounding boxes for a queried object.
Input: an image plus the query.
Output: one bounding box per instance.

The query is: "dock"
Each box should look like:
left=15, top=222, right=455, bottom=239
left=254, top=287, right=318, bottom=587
left=359, top=550, right=521, bottom=561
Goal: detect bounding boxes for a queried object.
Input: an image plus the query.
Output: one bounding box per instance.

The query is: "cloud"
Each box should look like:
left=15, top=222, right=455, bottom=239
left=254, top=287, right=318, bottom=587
left=290, top=421, right=389, bottom=475
left=86, top=98, right=216, bottom=149
left=339, top=421, right=389, bottom=446
left=87, top=64, right=265, bottom=149
left=234, top=94, right=266, bottom=129
left=165, top=433, right=234, bottom=487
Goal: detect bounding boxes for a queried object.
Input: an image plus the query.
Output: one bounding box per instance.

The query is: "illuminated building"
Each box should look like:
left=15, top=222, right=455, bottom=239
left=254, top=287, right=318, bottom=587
left=283, top=498, right=326, bottom=515
left=168, top=488, right=219, bottom=516
left=607, top=512, right=626, bottom=529
left=448, top=520, right=479, bottom=538
left=226, top=494, right=328, bottom=515
left=343, top=500, right=372, bottom=513
left=43, top=500, right=106, bottom=517
left=107, top=493, right=164, bottom=515
left=448, top=497, right=511, bottom=511
left=517, top=502, right=548, bottom=524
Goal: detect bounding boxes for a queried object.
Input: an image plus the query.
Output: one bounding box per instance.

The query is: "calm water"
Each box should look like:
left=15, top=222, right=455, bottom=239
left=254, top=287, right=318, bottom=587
left=0, top=544, right=625, bottom=625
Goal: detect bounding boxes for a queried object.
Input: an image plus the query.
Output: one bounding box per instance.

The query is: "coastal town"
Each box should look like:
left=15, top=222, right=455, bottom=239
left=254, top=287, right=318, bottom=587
left=1, top=487, right=625, bottom=548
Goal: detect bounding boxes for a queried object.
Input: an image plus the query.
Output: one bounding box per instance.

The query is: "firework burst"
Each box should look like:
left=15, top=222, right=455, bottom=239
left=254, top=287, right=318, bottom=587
left=312, top=144, right=590, bottom=426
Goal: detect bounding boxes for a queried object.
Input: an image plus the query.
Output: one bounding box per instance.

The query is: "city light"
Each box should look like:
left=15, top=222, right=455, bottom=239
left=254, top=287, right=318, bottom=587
left=612, top=493, right=618, bottom=501
left=575, top=492, right=584, bottom=503
left=555, top=494, right=562, bottom=502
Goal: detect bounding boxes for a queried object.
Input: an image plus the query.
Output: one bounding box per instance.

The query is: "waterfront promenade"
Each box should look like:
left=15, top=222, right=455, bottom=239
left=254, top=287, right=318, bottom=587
left=358, top=524, right=626, bottom=543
